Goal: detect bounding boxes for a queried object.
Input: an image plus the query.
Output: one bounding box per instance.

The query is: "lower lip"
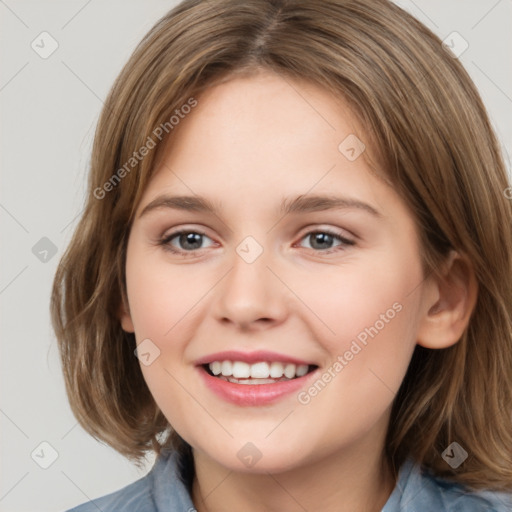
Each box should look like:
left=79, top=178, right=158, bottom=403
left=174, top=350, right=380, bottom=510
left=197, top=366, right=318, bottom=406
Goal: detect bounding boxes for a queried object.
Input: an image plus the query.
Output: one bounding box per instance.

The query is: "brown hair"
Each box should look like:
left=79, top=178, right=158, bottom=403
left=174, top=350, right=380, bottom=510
left=51, top=0, right=512, bottom=490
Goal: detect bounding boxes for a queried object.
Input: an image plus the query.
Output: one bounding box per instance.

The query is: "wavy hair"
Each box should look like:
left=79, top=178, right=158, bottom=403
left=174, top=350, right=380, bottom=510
left=51, top=0, right=512, bottom=490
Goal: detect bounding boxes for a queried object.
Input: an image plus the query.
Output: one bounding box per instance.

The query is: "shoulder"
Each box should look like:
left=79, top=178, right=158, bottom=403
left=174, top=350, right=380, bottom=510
left=383, top=457, right=512, bottom=512
left=433, top=477, right=512, bottom=512
left=64, top=470, right=155, bottom=512
left=63, top=449, right=195, bottom=512
left=427, top=465, right=512, bottom=512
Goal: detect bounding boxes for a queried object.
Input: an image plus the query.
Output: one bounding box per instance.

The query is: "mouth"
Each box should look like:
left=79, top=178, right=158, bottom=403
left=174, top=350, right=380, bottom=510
left=195, top=351, right=320, bottom=406
left=202, top=361, right=318, bottom=385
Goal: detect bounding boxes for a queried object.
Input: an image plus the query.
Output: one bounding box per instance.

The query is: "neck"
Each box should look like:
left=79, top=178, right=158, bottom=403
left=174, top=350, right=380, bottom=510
left=191, top=423, right=396, bottom=512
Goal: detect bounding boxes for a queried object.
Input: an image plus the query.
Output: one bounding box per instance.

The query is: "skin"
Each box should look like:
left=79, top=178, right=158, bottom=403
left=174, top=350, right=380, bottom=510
left=120, top=70, right=477, bottom=512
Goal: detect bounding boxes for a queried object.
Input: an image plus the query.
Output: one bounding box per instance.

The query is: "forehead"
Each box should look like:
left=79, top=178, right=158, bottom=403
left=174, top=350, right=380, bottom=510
left=166, top=71, right=361, bottom=157
left=136, top=71, right=392, bottom=219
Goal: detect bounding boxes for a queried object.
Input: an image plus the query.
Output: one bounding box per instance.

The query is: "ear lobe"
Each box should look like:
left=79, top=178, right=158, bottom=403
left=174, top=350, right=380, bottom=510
left=417, top=250, right=478, bottom=349
left=118, top=297, right=135, bottom=333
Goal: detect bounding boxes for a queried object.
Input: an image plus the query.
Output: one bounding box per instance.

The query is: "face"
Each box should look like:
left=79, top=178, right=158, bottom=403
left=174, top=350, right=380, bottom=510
left=121, top=71, right=433, bottom=473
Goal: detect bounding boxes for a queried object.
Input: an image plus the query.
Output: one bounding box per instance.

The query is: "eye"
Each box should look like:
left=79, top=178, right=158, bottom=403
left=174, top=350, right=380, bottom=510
left=297, top=229, right=355, bottom=253
left=159, top=229, right=215, bottom=255
left=159, top=228, right=355, bottom=257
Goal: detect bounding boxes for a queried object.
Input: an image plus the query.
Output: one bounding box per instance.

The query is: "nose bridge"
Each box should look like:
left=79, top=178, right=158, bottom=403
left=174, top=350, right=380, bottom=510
left=213, top=234, right=288, bottom=327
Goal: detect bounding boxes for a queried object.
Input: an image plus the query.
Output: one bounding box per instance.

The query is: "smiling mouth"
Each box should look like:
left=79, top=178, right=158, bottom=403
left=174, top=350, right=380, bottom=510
left=203, top=361, right=318, bottom=385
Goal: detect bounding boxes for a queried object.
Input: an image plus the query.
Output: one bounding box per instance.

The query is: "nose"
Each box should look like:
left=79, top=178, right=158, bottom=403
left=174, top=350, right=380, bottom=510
left=212, top=246, right=289, bottom=331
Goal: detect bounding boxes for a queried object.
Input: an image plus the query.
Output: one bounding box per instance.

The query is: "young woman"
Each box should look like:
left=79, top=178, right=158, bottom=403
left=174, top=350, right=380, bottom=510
left=52, top=1, right=512, bottom=510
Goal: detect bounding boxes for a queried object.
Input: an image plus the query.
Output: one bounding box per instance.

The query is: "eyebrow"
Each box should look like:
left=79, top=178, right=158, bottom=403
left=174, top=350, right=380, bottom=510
left=138, top=193, right=381, bottom=219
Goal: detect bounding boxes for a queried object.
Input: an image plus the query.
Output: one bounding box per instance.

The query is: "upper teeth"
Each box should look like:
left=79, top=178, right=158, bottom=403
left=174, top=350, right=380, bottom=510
left=208, top=361, right=309, bottom=379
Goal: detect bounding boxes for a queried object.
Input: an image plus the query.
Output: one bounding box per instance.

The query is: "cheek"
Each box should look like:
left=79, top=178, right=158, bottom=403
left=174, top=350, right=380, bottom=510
left=125, top=246, right=210, bottom=342
left=290, top=252, right=424, bottom=415
left=124, top=247, right=204, bottom=430
left=293, top=251, right=422, bottom=350
left=290, top=255, right=423, bottom=437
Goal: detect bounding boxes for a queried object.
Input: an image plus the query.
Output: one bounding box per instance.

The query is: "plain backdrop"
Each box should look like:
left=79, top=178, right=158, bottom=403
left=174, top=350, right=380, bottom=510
left=1, top=1, right=511, bottom=511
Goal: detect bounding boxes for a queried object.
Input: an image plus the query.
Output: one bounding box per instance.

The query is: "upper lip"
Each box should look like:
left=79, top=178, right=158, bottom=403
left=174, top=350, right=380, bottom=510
left=195, top=350, right=315, bottom=367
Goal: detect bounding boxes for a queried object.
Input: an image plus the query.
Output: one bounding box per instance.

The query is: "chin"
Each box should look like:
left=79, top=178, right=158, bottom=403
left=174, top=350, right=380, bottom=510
left=193, top=439, right=312, bottom=475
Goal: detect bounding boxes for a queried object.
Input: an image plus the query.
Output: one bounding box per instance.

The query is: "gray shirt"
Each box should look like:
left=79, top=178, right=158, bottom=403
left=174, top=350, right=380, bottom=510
left=65, top=449, right=512, bottom=511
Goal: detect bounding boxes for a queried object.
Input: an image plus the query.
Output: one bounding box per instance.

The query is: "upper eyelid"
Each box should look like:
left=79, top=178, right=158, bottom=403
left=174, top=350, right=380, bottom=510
left=161, top=224, right=355, bottom=238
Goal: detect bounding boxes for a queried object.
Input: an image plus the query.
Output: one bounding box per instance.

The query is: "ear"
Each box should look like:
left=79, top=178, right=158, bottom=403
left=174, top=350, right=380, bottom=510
left=417, top=250, right=478, bottom=349
left=118, top=295, right=135, bottom=333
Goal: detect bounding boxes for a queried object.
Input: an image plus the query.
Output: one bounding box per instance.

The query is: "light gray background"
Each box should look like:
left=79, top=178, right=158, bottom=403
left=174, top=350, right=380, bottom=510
left=1, top=1, right=511, bottom=511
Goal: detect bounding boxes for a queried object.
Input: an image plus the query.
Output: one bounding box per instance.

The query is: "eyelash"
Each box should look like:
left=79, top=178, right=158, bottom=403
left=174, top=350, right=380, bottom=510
left=158, top=228, right=355, bottom=257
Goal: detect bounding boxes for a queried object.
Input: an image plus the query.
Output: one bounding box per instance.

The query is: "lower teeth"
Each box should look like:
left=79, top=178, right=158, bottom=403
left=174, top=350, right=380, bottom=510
left=218, top=375, right=293, bottom=385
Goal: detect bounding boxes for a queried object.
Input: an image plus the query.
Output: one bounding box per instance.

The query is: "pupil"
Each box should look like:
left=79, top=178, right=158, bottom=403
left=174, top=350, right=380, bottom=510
left=311, top=233, right=332, bottom=250
left=181, top=233, right=202, bottom=250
